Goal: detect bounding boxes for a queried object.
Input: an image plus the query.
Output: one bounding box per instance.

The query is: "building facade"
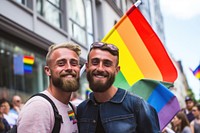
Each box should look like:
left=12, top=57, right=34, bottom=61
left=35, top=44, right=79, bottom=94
left=0, top=0, right=135, bottom=100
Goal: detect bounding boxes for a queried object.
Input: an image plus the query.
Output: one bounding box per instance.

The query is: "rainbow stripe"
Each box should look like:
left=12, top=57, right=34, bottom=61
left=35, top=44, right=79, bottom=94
left=129, top=79, right=180, bottom=130
left=86, top=88, right=92, bottom=98
left=102, top=6, right=177, bottom=87
left=192, top=65, right=200, bottom=80
left=23, top=56, right=34, bottom=73
left=23, top=56, right=34, bottom=64
left=68, top=110, right=77, bottom=124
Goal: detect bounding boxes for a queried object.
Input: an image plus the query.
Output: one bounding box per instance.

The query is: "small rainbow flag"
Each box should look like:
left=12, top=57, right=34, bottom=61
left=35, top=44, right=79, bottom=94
left=191, top=64, right=200, bottom=80
left=14, top=55, right=34, bottom=75
left=23, top=55, right=34, bottom=73
left=68, top=110, right=77, bottom=124
left=85, top=88, right=92, bottom=99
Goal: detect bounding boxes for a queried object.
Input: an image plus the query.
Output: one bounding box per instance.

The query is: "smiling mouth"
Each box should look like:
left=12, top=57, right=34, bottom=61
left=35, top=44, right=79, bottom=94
left=61, top=74, right=76, bottom=78
left=93, top=73, right=107, bottom=79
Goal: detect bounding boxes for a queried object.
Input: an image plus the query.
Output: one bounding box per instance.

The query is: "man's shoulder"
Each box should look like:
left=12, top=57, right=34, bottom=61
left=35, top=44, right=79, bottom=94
left=21, top=93, right=54, bottom=113
left=77, top=99, right=89, bottom=111
left=17, top=93, right=55, bottom=130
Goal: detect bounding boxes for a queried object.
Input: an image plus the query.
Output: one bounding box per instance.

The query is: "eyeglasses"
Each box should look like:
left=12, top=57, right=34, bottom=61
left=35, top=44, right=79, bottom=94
left=90, top=42, right=118, bottom=52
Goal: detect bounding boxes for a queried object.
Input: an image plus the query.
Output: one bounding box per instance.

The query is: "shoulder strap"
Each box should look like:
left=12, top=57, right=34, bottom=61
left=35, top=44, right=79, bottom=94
left=68, top=101, right=75, bottom=112
left=31, top=93, right=63, bottom=133
left=68, top=101, right=77, bottom=118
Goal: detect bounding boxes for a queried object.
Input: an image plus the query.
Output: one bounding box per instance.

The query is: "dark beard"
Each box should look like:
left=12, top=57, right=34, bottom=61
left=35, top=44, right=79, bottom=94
left=87, top=70, right=115, bottom=92
left=52, top=76, right=80, bottom=92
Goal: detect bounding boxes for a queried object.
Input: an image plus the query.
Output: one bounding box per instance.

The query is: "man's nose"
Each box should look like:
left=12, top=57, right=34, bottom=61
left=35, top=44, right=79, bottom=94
left=65, top=61, right=72, bottom=70
left=96, top=62, right=104, bottom=71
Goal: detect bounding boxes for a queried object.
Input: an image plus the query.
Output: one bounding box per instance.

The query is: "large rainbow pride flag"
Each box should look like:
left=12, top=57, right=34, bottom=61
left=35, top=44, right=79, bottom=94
left=99, top=2, right=179, bottom=130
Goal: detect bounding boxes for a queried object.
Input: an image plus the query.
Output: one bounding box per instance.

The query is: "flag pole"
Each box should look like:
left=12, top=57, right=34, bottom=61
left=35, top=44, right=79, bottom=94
left=134, top=0, right=142, bottom=7
left=80, top=63, right=86, bottom=76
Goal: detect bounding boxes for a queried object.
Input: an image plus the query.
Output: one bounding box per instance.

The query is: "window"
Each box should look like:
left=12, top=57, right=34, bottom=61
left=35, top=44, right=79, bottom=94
left=37, top=0, right=62, bottom=28
left=85, top=0, right=94, bottom=46
left=0, top=37, right=48, bottom=95
left=15, top=0, right=33, bottom=9
left=68, top=0, right=94, bottom=47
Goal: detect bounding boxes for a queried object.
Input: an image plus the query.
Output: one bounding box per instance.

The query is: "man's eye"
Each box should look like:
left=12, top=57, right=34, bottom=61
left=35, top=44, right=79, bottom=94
left=58, top=61, right=65, bottom=66
left=70, top=60, right=78, bottom=66
left=103, top=60, right=112, bottom=67
left=91, top=59, right=99, bottom=65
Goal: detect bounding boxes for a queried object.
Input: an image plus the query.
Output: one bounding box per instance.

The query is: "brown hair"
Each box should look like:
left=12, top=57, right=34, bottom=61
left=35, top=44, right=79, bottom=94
left=88, top=42, right=119, bottom=66
left=176, top=111, right=190, bottom=131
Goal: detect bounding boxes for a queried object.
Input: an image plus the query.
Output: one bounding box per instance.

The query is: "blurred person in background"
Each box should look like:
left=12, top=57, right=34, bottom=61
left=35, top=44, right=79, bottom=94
left=70, top=91, right=83, bottom=107
left=182, top=96, right=195, bottom=123
left=191, top=103, right=200, bottom=133
left=171, top=111, right=192, bottom=133
left=0, top=99, right=11, bottom=132
left=9, top=95, right=23, bottom=116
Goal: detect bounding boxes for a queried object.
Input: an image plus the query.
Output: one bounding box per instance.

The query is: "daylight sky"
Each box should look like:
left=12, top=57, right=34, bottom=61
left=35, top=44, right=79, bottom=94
left=160, top=0, right=200, bottom=99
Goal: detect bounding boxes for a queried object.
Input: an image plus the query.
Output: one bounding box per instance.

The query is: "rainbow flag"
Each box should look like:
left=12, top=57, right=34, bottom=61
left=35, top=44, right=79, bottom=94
left=23, top=55, right=34, bottom=73
left=14, top=55, right=34, bottom=75
left=129, top=79, right=180, bottom=130
left=85, top=88, right=92, bottom=99
left=191, top=64, right=200, bottom=80
left=68, top=110, right=77, bottom=124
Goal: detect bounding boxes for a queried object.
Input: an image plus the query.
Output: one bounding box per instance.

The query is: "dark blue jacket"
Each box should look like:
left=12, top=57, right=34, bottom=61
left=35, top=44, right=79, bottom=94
left=77, top=88, right=160, bottom=133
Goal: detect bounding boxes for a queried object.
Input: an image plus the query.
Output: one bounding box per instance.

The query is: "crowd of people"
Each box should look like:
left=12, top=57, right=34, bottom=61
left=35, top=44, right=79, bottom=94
left=0, top=95, right=23, bottom=132
left=0, top=42, right=199, bottom=133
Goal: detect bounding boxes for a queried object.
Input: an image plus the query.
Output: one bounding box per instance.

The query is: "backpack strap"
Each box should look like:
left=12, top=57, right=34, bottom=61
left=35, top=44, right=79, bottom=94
left=31, top=93, right=63, bottom=133
left=68, top=102, right=75, bottom=112
left=68, top=101, right=77, bottom=118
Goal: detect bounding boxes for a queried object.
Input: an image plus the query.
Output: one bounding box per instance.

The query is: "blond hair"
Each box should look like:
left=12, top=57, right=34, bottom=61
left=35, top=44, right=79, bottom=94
left=46, top=42, right=81, bottom=65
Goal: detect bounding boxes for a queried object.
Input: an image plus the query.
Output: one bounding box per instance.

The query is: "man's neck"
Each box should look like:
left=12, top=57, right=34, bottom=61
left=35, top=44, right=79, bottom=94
left=94, top=86, right=118, bottom=103
left=47, top=86, right=71, bottom=104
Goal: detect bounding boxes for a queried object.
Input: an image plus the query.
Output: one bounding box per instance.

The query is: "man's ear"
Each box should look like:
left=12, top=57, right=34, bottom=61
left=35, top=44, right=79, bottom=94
left=44, top=66, right=51, bottom=76
left=116, top=66, right=120, bottom=74
left=85, top=62, right=89, bottom=72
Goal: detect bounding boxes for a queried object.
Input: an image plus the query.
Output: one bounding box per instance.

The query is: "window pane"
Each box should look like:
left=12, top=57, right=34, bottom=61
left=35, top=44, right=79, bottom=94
left=85, top=0, right=93, bottom=34
left=68, top=0, right=85, bottom=27
left=68, top=0, right=95, bottom=46
left=69, top=20, right=86, bottom=44
left=87, top=33, right=93, bottom=46
left=48, top=0, right=60, bottom=7
left=15, top=0, right=25, bottom=4
left=37, top=0, right=61, bottom=28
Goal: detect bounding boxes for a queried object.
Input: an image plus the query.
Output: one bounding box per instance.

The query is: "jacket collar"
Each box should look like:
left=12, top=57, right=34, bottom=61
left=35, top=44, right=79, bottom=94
left=88, top=88, right=127, bottom=104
